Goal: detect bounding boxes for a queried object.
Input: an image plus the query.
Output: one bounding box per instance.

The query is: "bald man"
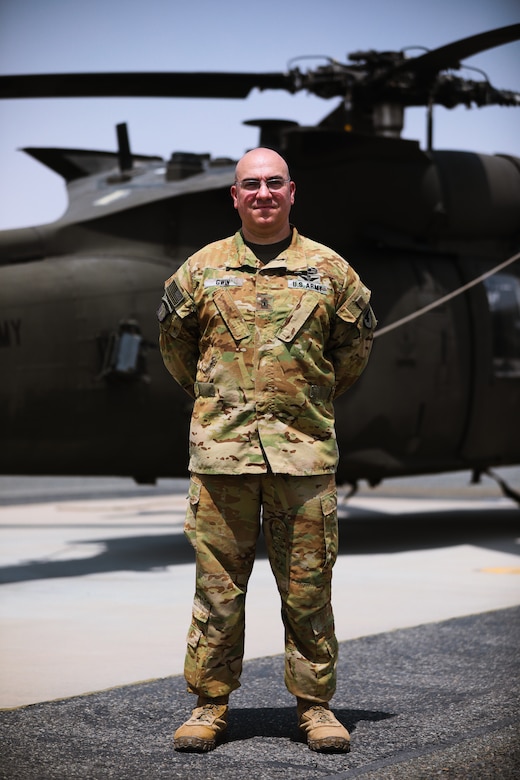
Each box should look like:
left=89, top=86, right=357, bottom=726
left=158, top=148, right=375, bottom=753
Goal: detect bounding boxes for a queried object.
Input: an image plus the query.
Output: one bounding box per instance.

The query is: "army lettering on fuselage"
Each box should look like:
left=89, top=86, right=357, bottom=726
left=0, top=319, right=21, bottom=347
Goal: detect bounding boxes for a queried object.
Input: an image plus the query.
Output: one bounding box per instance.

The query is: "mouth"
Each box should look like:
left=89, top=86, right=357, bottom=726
left=253, top=203, right=276, bottom=211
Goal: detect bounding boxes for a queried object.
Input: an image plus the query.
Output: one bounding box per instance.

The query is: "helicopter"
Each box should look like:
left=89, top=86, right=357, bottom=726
left=0, top=24, right=519, bottom=495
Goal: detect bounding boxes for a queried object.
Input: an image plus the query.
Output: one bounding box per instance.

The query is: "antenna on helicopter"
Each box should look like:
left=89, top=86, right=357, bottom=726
left=116, top=123, right=133, bottom=173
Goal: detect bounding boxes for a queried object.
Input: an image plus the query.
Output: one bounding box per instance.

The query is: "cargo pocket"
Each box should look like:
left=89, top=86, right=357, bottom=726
left=309, top=601, right=337, bottom=661
left=185, top=593, right=211, bottom=687
left=189, top=592, right=211, bottom=644
left=320, top=489, right=338, bottom=570
left=184, top=475, right=202, bottom=550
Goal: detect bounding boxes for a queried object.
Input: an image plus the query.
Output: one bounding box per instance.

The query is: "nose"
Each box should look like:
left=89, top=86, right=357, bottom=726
left=256, top=180, right=272, bottom=196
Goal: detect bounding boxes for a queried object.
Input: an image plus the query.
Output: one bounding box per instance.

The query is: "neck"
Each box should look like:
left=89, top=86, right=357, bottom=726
left=241, top=225, right=291, bottom=245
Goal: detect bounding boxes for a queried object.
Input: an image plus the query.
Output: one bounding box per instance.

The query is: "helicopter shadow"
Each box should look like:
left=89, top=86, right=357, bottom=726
left=0, top=504, right=517, bottom=585
left=0, top=530, right=192, bottom=585
left=336, top=504, right=520, bottom=556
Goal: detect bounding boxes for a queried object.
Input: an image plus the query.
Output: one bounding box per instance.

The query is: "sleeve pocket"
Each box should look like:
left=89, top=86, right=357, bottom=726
left=336, top=280, right=371, bottom=325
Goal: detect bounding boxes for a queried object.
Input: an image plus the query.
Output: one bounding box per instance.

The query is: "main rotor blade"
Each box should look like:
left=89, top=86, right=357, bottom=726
left=2, top=25, right=518, bottom=104
left=0, top=71, right=292, bottom=100
left=368, top=23, right=520, bottom=85
left=411, top=23, right=520, bottom=73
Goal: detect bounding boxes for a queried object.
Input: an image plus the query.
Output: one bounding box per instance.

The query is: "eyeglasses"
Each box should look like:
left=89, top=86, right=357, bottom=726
left=235, top=177, right=290, bottom=192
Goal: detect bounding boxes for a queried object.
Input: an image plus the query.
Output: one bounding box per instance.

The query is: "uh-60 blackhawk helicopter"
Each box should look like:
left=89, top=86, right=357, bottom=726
left=0, top=24, right=519, bottom=498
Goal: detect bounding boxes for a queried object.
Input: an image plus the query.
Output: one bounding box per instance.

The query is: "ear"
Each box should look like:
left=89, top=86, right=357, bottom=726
left=230, top=184, right=238, bottom=209
left=289, top=180, right=296, bottom=205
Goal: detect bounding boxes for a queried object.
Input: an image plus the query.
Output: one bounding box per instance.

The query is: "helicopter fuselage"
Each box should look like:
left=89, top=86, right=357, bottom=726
left=1, top=134, right=519, bottom=484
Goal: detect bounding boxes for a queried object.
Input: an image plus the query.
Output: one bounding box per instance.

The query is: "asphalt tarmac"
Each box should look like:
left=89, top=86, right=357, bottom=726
left=0, top=471, right=519, bottom=778
left=1, top=608, right=518, bottom=779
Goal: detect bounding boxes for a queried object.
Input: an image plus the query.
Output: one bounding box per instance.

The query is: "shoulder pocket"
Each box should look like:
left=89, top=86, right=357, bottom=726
left=158, top=300, right=193, bottom=337
left=213, top=288, right=249, bottom=342
left=158, top=276, right=194, bottom=329
left=336, top=280, right=371, bottom=325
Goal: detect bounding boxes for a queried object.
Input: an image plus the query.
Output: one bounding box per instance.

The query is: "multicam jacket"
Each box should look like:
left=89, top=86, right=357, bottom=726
left=158, top=228, right=375, bottom=476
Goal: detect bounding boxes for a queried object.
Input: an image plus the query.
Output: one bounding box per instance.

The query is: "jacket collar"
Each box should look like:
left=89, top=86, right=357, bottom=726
left=227, top=227, right=308, bottom=273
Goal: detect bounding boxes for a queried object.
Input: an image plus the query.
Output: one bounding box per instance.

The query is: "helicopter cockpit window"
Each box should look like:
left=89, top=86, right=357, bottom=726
left=484, top=273, right=520, bottom=378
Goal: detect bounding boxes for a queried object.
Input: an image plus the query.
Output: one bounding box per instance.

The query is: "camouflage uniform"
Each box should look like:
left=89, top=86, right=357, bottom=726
left=158, top=228, right=375, bottom=702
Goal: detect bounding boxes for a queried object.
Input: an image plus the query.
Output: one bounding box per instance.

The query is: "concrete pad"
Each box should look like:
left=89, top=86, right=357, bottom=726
left=0, top=474, right=519, bottom=708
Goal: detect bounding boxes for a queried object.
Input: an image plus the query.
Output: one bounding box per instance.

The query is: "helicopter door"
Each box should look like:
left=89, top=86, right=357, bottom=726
left=460, top=260, right=520, bottom=465
left=335, top=250, right=474, bottom=479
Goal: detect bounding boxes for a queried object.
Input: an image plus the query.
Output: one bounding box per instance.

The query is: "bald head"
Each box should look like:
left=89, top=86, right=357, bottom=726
left=235, top=147, right=290, bottom=182
left=231, top=147, right=295, bottom=244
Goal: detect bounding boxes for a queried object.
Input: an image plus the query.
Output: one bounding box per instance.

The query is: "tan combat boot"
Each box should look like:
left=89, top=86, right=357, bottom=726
left=297, top=698, right=350, bottom=752
left=173, top=695, right=229, bottom=752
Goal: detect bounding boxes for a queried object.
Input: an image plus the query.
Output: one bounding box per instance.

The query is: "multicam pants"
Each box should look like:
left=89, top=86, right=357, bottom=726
left=182, top=472, right=339, bottom=703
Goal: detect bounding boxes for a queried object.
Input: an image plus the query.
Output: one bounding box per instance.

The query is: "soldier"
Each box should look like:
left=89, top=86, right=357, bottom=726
left=157, top=147, right=375, bottom=753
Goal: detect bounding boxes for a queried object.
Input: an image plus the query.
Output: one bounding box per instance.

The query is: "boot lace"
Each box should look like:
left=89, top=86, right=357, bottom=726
left=307, top=706, right=335, bottom=724
left=192, top=704, right=223, bottom=724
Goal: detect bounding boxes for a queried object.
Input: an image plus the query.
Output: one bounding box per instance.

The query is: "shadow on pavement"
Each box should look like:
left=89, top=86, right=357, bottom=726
left=225, top=705, right=394, bottom=743
left=0, top=506, right=518, bottom=585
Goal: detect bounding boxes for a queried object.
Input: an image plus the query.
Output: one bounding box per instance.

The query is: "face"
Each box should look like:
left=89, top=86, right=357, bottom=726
left=230, top=148, right=295, bottom=243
